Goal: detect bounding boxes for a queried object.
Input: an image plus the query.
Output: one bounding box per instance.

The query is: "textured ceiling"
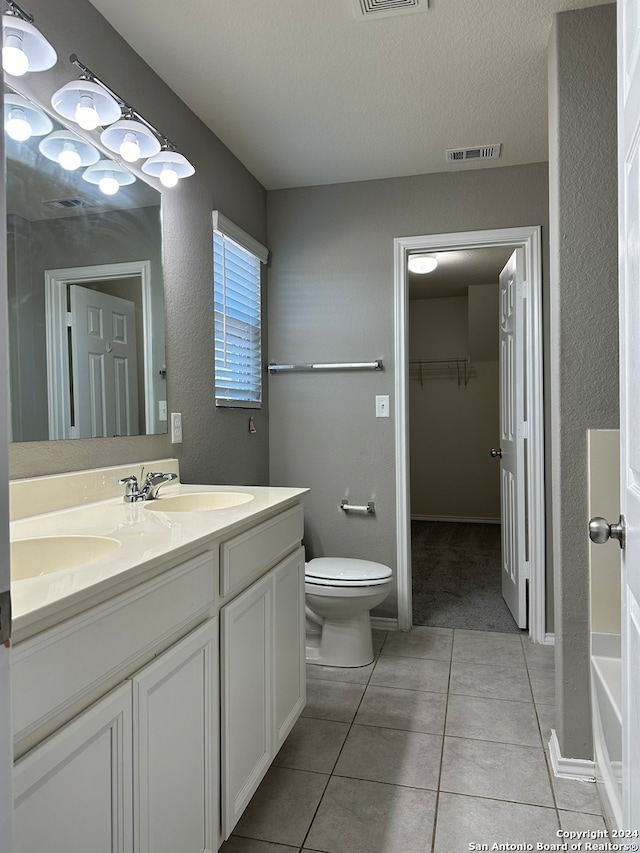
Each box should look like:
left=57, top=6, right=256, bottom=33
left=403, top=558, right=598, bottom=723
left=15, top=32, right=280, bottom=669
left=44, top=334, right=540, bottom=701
left=408, top=247, right=514, bottom=300
left=86, top=0, right=610, bottom=190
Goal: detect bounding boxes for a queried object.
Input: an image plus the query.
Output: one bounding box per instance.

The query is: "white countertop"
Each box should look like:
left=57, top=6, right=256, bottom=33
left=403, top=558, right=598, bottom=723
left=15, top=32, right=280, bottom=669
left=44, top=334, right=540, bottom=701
left=10, top=483, right=308, bottom=642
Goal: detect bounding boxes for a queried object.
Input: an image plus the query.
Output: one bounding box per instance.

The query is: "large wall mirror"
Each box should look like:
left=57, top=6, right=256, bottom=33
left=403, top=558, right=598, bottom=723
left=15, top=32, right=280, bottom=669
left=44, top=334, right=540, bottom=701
left=4, top=83, right=166, bottom=442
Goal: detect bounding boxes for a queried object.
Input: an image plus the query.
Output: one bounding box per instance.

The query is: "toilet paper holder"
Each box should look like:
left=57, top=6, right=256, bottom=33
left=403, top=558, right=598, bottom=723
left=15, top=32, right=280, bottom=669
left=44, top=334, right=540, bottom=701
left=340, top=499, right=375, bottom=514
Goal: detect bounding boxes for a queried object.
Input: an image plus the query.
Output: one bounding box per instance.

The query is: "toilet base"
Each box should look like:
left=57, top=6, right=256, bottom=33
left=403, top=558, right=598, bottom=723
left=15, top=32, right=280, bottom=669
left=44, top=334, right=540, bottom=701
left=305, top=611, right=374, bottom=668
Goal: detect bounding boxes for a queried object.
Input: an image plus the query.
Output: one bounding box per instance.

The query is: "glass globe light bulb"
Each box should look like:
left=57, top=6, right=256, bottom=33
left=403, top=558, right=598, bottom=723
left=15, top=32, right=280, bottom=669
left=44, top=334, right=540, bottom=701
left=2, top=34, right=29, bottom=76
left=5, top=108, right=31, bottom=141
left=159, top=165, right=179, bottom=188
left=98, top=174, right=119, bottom=196
left=119, top=132, right=140, bottom=163
left=58, top=142, right=82, bottom=171
left=75, top=95, right=99, bottom=131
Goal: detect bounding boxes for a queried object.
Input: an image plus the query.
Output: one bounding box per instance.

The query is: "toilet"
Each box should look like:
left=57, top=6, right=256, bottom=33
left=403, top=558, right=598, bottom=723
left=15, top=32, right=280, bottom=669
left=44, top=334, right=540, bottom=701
left=305, top=557, right=392, bottom=668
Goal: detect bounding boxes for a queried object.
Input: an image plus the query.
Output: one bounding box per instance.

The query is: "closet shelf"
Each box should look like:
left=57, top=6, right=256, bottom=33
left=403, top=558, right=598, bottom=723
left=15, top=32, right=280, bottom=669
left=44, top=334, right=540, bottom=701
left=409, top=356, right=472, bottom=388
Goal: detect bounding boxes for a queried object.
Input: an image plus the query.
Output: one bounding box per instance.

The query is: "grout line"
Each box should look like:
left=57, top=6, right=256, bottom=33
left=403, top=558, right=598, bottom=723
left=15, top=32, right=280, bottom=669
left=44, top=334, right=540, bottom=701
left=430, top=628, right=454, bottom=853
left=297, top=632, right=384, bottom=851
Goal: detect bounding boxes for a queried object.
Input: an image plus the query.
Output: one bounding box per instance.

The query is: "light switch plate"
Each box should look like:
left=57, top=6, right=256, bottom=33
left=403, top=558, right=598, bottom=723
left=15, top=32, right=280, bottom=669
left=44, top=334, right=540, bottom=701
left=376, top=395, right=390, bottom=418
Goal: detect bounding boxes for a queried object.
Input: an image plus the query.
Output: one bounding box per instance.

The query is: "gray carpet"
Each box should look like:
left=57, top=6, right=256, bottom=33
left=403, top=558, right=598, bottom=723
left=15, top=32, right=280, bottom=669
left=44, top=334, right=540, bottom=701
left=411, top=520, right=525, bottom=635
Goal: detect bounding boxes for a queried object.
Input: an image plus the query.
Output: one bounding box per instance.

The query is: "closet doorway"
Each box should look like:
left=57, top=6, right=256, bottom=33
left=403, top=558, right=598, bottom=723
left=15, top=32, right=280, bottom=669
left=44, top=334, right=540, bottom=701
left=408, top=245, right=515, bottom=633
left=393, top=227, right=545, bottom=642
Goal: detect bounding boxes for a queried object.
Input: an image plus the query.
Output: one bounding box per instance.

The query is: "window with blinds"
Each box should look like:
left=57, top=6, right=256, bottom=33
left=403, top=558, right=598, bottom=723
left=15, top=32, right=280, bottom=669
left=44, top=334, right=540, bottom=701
left=213, top=228, right=263, bottom=407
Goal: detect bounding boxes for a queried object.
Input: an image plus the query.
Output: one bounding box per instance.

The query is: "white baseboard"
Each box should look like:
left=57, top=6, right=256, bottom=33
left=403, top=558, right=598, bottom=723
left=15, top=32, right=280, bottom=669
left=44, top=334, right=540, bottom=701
left=371, top=616, right=399, bottom=632
left=549, top=729, right=596, bottom=781
left=411, top=515, right=501, bottom=524
left=544, top=632, right=555, bottom=645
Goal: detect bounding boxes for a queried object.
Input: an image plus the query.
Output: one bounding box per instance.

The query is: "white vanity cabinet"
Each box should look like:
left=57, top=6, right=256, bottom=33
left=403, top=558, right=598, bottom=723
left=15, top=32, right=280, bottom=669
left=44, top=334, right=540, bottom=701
left=10, top=486, right=307, bottom=852
left=132, top=618, right=218, bottom=853
left=13, top=617, right=218, bottom=853
left=221, top=545, right=306, bottom=838
left=14, top=682, right=133, bottom=853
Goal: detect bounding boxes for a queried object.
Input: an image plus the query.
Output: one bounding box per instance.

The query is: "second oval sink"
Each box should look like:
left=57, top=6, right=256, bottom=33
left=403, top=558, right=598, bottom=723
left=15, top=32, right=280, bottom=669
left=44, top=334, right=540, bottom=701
left=144, top=492, right=255, bottom=512
left=11, top=535, right=121, bottom=581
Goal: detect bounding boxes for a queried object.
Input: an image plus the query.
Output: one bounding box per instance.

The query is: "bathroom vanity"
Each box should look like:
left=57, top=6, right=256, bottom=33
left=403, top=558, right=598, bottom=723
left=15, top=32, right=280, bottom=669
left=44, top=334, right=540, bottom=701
left=9, top=460, right=308, bottom=852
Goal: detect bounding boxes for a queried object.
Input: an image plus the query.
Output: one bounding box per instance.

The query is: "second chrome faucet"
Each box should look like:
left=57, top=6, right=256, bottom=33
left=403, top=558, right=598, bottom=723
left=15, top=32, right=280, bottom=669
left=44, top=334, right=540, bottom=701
left=118, top=470, right=178, bottom=503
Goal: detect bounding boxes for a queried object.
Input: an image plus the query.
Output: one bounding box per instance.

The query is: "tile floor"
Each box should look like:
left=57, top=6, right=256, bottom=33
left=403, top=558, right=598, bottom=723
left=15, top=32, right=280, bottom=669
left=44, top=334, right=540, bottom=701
left=220, top=627, right=607, bottom=853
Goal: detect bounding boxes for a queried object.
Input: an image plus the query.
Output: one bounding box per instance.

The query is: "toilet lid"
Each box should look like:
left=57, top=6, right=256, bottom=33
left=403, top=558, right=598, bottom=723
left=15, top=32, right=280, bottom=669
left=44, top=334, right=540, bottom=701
left=306, top=558, right=392, bottom=585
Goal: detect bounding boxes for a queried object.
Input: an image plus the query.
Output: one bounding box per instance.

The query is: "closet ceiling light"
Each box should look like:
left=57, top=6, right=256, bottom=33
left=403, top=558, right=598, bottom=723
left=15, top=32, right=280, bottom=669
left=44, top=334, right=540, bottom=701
left=407, top=254, right=438, bottom=274
left=4, top=92, right=52, bottom=140
left=51, top=79, right=120, bottom=131
left=2, top=12, right=56, bottom=77
left=141, top=149, right=195, bottom=188
left=100, top=118, right=161, bottom=163
left=82, top=159, right=135, bottom=196
left=39, top=129, right=100, bottom=171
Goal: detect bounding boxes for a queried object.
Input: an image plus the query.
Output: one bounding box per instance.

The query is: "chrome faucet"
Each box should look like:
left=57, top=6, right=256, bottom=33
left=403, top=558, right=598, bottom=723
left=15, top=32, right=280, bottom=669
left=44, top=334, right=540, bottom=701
left=118, top=471, right=178, bottom=502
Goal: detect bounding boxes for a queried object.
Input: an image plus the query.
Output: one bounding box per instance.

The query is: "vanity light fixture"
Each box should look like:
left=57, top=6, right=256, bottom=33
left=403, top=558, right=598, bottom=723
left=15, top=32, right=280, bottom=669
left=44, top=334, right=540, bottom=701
left=82, top=159, right=135, bottom=196
left=2, top=0, right=56, bottom=77
left=141, top=146, right=195, bottom=188
left=100, top=115, right=161, bottom=163
left=52, top=53, right=196, bottom=188
left=51, top=77, right=120, bottom=131
left=407, top=254, right=438, bottom=274
left=39, top=129, right=99, bottom=171
left=4, top=92, right=51, bottom=141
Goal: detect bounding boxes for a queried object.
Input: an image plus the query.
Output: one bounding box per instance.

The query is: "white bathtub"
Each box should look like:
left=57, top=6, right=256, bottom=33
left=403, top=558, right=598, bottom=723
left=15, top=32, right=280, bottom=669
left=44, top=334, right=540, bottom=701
left=591, top=639, right=622, bottom=830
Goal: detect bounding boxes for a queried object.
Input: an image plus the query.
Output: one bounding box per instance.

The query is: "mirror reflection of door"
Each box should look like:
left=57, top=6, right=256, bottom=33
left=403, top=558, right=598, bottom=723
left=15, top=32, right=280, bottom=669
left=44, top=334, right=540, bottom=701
left=69, top=285, right=139, bottom=438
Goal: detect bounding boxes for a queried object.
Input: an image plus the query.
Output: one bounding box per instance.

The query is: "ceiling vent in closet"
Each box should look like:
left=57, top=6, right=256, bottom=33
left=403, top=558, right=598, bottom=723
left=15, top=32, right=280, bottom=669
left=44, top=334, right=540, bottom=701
left=446, top=144, right=502, bottom=163
left=352, top=0, right=428, bottom=21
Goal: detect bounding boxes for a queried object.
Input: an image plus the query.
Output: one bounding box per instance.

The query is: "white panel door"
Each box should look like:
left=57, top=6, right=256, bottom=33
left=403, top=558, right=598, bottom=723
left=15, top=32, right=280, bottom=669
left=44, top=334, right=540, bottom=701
left=499, top=249, right=527, bottom=628
left=132, top=619, right=218, bottom=853
left=13, top=683, right=132, bottom=853
left=618, top=0, right=640, bottom=827
left=221, top=573, right=273, bottom=838
left=70, top=285, right=139, bottom=438
left=273, top=548, right=306, bottom=751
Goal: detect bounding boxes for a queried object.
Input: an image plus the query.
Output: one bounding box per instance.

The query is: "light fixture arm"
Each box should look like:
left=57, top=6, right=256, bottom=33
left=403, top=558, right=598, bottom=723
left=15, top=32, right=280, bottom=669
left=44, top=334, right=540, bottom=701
left=69, top=53, right=176, bottom=152
left=2, top=0, right=34, bottom=24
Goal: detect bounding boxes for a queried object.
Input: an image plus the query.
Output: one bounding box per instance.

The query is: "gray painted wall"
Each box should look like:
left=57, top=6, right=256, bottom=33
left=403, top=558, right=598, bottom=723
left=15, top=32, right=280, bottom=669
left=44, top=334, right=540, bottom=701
left=9, top=0, right=269, bottom=486
left=548, top=4, right=618, bottom=761
left=267, top=164, right=550, bottom=620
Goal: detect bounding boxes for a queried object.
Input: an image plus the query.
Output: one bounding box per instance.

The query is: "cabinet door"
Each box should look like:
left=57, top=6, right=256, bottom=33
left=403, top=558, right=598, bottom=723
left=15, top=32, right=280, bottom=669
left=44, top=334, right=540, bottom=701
left=273, top=547, right=306, bottom=751
left=132, top=619, right=218, bottom=853
left=13, top=683, right=132, bottom=853
left=221, top=573, right=273, bottom=838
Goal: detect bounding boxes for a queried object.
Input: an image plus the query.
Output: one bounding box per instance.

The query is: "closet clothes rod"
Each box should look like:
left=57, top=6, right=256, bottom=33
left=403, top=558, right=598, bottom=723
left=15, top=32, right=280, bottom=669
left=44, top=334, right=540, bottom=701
left=268, top=360, right=383, bottom=373
left=409, top=356, right=470, bottom=365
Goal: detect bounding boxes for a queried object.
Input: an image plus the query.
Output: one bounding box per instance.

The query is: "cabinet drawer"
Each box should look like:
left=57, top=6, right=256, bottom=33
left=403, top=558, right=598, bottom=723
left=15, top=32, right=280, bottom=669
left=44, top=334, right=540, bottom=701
left=220, top=505, right=303, bottom=598
left=13, top=551, right=217, bottom=753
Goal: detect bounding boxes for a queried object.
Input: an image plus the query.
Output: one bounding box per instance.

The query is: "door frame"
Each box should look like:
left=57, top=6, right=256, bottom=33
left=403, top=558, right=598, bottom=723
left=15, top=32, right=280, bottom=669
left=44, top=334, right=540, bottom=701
left=393, top=225, right=546, bottom=641
left=45, top=260, right=152, bottom=440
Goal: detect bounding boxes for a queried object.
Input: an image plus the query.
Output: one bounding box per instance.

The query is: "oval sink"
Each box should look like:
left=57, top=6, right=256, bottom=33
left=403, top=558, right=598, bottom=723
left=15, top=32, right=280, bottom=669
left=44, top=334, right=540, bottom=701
left=11, top=535, right=121, bottom=581
left=144, top=492, right=255, bottom=512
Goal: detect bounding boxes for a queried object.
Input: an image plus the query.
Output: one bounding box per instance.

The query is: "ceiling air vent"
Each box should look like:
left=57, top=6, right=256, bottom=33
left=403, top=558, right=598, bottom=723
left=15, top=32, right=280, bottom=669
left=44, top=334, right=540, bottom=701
left=446, top=144, right=502, bottom=163
left=352, top=0, right=428, bottom=21
left=42, top=197, right=92, bottom=211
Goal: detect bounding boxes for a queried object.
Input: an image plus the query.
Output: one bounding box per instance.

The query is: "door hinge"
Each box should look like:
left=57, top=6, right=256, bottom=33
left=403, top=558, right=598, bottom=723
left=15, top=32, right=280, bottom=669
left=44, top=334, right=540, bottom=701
left=0, top=589, right=12, bottom=645
left=522, top=561, right=531, bottom=580
left=66, top=311, right=72, bottom=327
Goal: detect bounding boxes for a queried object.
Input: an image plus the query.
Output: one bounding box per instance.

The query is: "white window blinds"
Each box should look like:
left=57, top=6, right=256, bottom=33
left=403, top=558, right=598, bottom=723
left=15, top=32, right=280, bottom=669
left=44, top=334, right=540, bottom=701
left=213, top=212, right=268, bottom=408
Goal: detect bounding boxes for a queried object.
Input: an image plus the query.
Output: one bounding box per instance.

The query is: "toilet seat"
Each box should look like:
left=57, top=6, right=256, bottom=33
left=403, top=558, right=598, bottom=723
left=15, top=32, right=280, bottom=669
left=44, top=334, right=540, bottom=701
left=305, top=557, right=392, bottom=588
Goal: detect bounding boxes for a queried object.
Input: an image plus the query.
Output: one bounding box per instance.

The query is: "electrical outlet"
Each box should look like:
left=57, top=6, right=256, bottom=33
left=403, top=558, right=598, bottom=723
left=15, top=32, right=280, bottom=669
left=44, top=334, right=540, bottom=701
left=171, top=412, right=183, bottom=443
